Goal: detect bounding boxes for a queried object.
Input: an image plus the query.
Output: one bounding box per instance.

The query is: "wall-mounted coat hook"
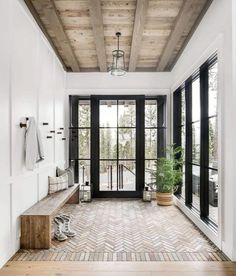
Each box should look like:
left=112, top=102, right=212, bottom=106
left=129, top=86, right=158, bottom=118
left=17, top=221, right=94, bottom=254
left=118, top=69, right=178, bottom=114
left=19, top=117, right=29, bottom=128
left=57, top=132, right=62, bottom=134
left=46, top=136, right=53, bottom=139
left=59, top=127, right=64, bottom=130
left=50, top=130, right=55, bottom=133
left=62, top=138, right=66, bottom=141
left=43, top=122, right=49, bottom=126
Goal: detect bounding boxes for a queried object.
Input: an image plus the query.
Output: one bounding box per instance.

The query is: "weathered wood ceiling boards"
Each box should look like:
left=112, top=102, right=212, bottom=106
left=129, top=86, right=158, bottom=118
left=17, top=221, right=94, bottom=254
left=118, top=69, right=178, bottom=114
left=25, top=0, right=213, bottom=72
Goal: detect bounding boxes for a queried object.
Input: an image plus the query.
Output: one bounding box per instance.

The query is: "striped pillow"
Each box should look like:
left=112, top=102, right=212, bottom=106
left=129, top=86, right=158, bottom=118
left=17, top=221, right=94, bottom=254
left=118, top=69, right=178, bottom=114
left=56, top=166, right=74, bottom=187
left=48, top=173, right=68, bottom=195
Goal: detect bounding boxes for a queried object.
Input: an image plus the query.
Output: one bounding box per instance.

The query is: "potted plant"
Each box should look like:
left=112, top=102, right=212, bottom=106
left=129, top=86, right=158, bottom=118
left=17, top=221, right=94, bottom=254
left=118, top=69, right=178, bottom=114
left=152, top=145, right=183, bottom=206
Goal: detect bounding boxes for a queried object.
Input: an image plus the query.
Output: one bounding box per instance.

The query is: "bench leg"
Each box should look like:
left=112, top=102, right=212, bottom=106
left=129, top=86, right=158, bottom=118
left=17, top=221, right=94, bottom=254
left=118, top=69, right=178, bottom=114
left=21, top=215, right=51, bottom=249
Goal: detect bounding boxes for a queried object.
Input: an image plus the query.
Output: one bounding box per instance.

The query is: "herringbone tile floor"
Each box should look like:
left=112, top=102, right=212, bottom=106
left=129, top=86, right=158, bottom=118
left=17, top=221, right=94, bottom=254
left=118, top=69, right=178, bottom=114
left=14, top=199, right=227, bottom=262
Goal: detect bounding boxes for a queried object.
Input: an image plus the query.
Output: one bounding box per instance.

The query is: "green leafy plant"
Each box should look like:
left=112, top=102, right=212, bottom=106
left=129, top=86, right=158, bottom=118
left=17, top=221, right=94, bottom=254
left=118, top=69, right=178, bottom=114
left=152, top=145, right=183, bottom=193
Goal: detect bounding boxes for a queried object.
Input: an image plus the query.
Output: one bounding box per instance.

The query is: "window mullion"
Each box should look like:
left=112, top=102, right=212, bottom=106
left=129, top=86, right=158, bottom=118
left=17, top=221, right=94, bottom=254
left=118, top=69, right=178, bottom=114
left=185, top=78, right=193, bottom=205
left=173, top=89, right=182, bottom=195
left=200, top=64, right=209, bottom=218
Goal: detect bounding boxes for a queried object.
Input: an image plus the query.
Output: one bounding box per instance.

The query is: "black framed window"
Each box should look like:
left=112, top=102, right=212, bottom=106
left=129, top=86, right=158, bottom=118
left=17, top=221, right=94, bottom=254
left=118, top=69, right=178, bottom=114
left=69, top=97, right=91, bottom=184
left=173, top=53, right=218, bottom=227
left=144, top=98, right=166, bottom=186
left=207, top=61, right=218, bottom=224
left=191, top=75, right=201, bottom=211
left=173, top=88, right=186, bottom=197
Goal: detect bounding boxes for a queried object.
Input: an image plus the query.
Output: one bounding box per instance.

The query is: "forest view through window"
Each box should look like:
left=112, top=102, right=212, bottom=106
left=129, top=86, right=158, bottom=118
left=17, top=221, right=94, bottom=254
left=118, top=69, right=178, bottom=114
left=70, top=96, right=166, bottom=197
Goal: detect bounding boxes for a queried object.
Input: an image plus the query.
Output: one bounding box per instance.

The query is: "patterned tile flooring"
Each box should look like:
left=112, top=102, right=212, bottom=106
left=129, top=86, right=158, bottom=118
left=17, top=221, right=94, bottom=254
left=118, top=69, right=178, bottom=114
left=14, top=199, right=227, bottom=262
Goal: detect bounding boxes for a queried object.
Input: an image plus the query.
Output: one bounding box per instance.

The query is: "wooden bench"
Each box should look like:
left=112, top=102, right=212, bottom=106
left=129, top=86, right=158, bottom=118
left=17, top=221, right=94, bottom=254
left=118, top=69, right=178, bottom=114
left=20, top=184, right=80, bottom=249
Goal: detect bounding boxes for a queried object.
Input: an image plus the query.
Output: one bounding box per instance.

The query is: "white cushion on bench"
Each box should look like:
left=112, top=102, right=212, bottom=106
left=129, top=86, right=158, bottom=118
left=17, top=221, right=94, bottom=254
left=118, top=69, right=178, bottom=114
left=48, top=173, right=68, bottom=195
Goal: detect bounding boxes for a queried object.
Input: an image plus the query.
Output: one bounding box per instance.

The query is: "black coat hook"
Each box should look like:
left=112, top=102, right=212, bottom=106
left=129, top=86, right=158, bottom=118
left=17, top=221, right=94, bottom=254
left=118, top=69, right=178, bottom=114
left=20, top=117, right=29, bottom=128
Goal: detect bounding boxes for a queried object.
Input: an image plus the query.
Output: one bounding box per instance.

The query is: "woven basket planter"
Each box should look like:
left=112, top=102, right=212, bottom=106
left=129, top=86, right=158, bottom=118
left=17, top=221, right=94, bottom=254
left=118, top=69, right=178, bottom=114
left=156, top=192, right=173, bottom=206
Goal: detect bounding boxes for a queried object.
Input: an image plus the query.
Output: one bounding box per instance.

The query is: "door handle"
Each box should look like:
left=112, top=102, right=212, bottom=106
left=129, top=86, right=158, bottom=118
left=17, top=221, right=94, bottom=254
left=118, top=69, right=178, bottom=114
left=110, top=165, right=113, bottom=190
left=118, top=164, right=123, bottom=190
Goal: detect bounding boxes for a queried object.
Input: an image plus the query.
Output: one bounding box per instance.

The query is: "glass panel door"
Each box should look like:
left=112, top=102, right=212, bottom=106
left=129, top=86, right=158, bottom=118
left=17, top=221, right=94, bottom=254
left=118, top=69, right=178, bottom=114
left=99, top=100, right=136, bottom=192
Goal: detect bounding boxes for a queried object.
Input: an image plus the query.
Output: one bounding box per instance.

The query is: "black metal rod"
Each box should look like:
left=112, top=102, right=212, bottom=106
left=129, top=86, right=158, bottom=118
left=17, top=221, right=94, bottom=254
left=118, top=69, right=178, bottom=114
left=107, top=166, right=110, bottom=189
left=62, top=138, right=66, bottom=141
left=43, top=122, right=49, bottom=125
left=47, top=136, right=53, bottom=139
left=200, top=63, right=209, bottom=218
left=118, top=165, right=120, bottom=189
left=185, top=78, right=193, bottom=205
left=82, top=166, right=85, bottom=184
left=122, top=165, right=124, bottom=189
left=110, top=165, right=113, bottom=191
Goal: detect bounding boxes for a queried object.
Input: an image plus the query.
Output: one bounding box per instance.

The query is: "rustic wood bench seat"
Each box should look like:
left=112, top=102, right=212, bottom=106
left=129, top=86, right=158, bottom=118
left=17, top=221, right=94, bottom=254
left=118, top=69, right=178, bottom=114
left=20, top=184, right=80, bottom=249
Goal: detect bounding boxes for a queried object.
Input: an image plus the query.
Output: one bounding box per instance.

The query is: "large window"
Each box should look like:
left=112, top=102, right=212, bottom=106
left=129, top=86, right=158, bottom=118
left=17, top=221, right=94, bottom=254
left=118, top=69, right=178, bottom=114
left=78, top=100, right=91, bottom=184
left=191, top=76, right=200, bottom=210
left=208, top=61, right=218, bottom=224
left=173, top=53, right=218, bottom=227
left=173, top=88, right=186, bottom=197
left=181, top=90, right=186, bottom=198
left=69, top=98, right=91, bottom=184
left=145, top=98, right=166, bottom=187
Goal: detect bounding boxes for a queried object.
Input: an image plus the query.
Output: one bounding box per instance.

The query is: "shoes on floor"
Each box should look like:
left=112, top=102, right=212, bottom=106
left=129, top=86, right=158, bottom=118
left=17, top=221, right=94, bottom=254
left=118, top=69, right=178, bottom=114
left=54, top=214, right=76, bottom=241
left=53, top=217, right=68, bottom=242
left=58, top=214, right=76, bottom=237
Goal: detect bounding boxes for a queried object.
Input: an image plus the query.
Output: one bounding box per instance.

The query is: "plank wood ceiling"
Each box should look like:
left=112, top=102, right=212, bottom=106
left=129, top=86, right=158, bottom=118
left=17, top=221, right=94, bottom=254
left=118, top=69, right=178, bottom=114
left=25, top=0, right=213, bottom=72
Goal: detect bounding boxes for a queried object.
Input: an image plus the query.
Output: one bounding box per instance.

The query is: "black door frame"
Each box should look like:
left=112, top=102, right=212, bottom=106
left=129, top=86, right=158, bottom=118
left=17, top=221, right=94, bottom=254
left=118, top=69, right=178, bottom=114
left=91, top=95, right=144, bottom=198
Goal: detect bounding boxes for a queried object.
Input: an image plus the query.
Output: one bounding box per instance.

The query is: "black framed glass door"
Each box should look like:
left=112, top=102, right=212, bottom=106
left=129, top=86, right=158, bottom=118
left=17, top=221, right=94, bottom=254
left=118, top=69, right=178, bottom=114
left=99, top=99, right=136, bottom=192
left=69, top=95, right=167, bottom=198
left=91, top=95, right=144, bottom=197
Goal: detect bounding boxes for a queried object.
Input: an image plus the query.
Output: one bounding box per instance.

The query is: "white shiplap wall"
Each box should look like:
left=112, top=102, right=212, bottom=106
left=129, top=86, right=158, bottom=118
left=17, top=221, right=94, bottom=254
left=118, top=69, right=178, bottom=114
left=0, top=0, right=66, bottom=267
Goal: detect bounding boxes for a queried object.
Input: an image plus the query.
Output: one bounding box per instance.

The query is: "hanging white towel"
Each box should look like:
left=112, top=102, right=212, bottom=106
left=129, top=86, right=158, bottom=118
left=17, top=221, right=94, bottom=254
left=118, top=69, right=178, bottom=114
left=25, top=117, right=44, bottom=170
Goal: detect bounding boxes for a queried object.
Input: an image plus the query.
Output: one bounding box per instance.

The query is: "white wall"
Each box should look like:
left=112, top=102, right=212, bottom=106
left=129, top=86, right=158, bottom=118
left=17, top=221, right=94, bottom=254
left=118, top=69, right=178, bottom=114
left=66, top=72, right=172, bottom=93
left=0, top=0, right=66, bottom=268
left=231, top=0, right=236, bottom=261
left=171, top=0, right=236, bottom=260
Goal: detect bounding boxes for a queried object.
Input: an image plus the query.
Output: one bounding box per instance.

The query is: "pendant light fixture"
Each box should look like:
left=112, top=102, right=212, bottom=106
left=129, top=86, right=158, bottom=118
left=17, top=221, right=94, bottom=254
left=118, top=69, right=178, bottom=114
left=109, top=32, right=126, bottom=76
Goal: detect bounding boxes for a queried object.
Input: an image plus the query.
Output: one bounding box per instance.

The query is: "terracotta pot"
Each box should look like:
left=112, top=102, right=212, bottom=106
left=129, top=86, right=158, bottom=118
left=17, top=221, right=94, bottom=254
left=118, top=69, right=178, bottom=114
left=156, top=192, right=173, bottom=206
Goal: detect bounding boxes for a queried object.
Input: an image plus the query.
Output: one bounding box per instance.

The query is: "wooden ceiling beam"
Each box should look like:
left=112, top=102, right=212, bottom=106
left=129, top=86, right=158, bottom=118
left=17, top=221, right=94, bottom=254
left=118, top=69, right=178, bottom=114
left=24, top=0, right=67, bottom=71
left=129, top=0, right=149, bottom=72
left=25, top=0, right=80, bottom=72
left=156, top=0, right=210, bottom=72
left=169, top=0, right=213, bottom=71
left=88, top=0, right=107, bottom=72
left=46, top=0, right=80, bottom=71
